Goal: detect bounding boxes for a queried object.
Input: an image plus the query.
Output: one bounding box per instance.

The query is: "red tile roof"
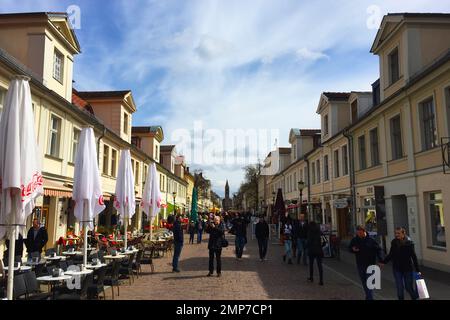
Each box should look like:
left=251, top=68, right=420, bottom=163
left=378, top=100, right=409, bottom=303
left=72, top=89, right=95, bottom=115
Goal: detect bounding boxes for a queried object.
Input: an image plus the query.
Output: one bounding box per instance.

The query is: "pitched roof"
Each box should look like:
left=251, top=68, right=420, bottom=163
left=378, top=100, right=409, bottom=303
left=160, top=145, right=176, bottom=152
left=322, top=92, right=351, bottom=101
left=76, top=90, right=131, bottom=99
left=299, top=129, right=321, bottom=136
left=72, top=89, right=95, bottom=115
left=132, top=126, right=162, bottom=134
left=279, top=147, right=291, bottom=154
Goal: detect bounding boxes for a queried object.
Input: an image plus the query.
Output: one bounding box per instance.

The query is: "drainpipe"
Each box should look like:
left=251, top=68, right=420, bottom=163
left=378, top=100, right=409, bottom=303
left=97, top=125, right=106, bottom=164
left=344, top=128, right=356, bottom=235
left=305, top=158, right=312, bottom=221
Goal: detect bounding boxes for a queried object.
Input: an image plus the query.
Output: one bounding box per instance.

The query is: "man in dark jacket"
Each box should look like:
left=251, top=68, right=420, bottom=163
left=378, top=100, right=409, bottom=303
left=255, top=216, right=270, bottom=261
left=349, top=225, right=384, bottom=300
left=4, top=233, right=24, bottom=265
left=26, top=218, right=48, bottom=255
left=381, top=227, right=420, bottom=300
left=206, top=216, right=225, bottom=277
left=172, top=215, right=184, bottom=272
left=231, top=213, right=249, bottom=259
left=293, top=213, right=309, bottom=265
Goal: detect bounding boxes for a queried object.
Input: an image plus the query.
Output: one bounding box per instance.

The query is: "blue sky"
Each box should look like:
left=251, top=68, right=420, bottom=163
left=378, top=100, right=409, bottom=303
left=1, top=0, right=449, bottom=197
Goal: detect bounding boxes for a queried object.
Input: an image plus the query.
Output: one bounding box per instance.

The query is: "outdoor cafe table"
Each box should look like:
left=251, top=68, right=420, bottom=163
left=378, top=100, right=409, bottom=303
left=122, top=249, right=139, bottom=255
left=103, top=254, right=126, bottom=260
left=62, top=251, right=83, bottom=256
left=44, top=256, right=66, bottom=261
left=64, top=269, right=93, bottom=276
left=37, top=274, right=73, bottom=298
left=4, top=265, right=32, bottom=272
left=85, top=263, right=107, bottom=270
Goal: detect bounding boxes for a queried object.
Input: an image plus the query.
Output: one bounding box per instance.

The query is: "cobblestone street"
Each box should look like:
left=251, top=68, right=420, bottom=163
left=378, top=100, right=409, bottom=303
left=114, top=232, right=366, bottom=300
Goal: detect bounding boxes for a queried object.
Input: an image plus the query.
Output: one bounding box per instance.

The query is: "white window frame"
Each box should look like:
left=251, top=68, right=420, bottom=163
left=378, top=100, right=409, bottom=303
left=48, top=114, right=62, bottom=158
left=53, top=49, right=64, bottom=83
left=71, top=127, right=81, bottom=163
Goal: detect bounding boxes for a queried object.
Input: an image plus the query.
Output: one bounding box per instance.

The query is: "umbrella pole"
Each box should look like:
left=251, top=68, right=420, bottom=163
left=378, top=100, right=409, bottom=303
left=83, top=200, right=88, bottom=271
left=124, top=212, right=128, bottom=250
left=6, top=213, right=17, bottom=300
left=149, top=217, right=153, bottom=241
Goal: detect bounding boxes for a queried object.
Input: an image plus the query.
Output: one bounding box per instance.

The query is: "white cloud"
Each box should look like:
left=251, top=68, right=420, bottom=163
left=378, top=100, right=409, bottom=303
left=296, top=48, right=329, bottom=61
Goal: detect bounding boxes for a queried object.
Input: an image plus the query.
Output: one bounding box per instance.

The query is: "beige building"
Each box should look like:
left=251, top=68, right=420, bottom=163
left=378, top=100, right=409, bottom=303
left=0, top=12, right=189, bottom=258
left=259, top=13, right=450, bottom=272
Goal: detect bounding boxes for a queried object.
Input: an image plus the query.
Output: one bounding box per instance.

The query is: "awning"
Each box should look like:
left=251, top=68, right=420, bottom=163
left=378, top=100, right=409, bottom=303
left=44, top=180, right=72, bottom=198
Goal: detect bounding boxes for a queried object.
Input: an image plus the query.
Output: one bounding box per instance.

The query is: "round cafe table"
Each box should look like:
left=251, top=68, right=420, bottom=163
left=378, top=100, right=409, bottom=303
left=64, top=269, right=93, bottom=276
left=103, top=254, right=126, bottom=260
left=4, top=265, right=32, bottom=272
left=37, top=274, right=73, bottom=299
left=62, top=251, right=83, bottom=256
left=45, top=255, right=66, bottom=261
left=85, top=263, right=107, bottom=269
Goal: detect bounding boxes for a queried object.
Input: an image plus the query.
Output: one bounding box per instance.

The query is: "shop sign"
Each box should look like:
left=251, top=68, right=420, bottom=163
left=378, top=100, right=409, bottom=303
left=334, top=198, right=348, bottom=209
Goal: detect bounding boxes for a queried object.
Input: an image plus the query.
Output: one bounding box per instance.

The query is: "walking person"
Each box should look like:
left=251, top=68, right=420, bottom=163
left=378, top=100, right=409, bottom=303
left=293, top=213, right=309, bottom=265
left=381, top=227, right=420, bottom=300
left=172, top=215, right=184, bottom=272
left=188, top=221, right=196, bottom=244
left=283, top=218, right=294, bottom=264
left=349, top=225, right=384, bottom=300
left=196, top=218, right=203, bottom=244
left=206, top=215, right=225, bottom=277
left=231, top=213, right=248, bottom=259
left=255, top=216, right=270, bottom=261
left=306, top=221, right=324, bottom=285
left=26, top=218, right=48, bottom=255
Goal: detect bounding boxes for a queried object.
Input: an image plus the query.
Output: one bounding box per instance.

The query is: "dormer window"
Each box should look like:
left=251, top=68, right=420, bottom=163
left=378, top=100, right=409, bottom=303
left=351, top=100, right=358, bottom=123
left=123, top=112, right=129, bottom=134
left=324, top=114, right=329, bottom=135
left=388, top=47, right=399, bottom=85
left=53, top=49, right=64, bottom=83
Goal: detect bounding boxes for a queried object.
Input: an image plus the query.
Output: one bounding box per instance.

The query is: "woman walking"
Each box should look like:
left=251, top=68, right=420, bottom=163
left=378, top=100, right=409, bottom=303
left=206, top=215, right=225, bottom=277
left=188, top=222, right=196, bottom=244
left=307, top=221, right=324, bottom=285
left=283, top=219, right=294, bottom=264
left=381, top=227, right=420, bottom=300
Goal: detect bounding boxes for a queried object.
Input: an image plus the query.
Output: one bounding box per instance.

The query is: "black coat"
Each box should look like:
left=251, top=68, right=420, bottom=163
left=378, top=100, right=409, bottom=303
left=383, top=238, right=420, bottom=273
left=307, top=225, right=323, bottom=257
left=293, top=220, right=308, bottom=239
left=4, top=233, right=24, bottom=259
left=255, top=221, right=269, bottom=239
left=231, top=217, right=248, bottom=237
left=173, top=220, right=184, bottom=244
left=206, top=223, right=225, bottom=250
left=349, top=235, right=384, bottom=268
left=26, top=227, right=48, bottom=253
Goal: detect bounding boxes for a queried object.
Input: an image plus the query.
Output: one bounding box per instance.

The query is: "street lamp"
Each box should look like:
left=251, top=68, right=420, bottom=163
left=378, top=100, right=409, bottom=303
left=298, top=181, right=305, bottom=218
left=172, top=191, right=177, bottom=215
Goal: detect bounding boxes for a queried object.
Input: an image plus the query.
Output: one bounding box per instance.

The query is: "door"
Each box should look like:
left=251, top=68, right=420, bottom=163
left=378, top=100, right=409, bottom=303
left=392, top=195, right=409, bottom=234
left=337, top=208, right=349, bottom=239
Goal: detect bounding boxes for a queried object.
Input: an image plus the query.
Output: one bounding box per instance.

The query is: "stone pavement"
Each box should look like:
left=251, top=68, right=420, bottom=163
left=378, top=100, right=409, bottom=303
left=113, top=232, right=365, bottom=300
left=110, top=232, right=450, bottom=300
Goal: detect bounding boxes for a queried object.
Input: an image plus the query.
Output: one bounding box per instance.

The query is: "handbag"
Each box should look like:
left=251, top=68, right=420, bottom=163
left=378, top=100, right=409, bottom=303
left=221, top=238, right=229, bottom=248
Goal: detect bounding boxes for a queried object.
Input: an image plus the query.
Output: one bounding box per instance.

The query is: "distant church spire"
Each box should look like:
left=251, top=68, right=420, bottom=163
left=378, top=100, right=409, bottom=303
left=225, top=180, right=229, bottom=198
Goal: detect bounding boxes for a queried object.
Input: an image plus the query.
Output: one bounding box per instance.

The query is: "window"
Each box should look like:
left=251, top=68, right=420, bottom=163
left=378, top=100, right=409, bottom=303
left=388, top=47, right=399, bottom=85
left=428, top=192, right=445, bottom=247
left=323, top=155, right=329, bottom=181
left=342, top=145, right=348, bottom=176
left=370, top=128, right=380, bottom=166
left=71, top=128, right=81, bottom=163
left=351, top=100, right=358, bottom=123
left=143, top=164, right=148, bottom=183
left=294, top=172, right=297, bottom=191
left=135, top=161, right=140, bottom=185
left=446, top=87, right=450, bottom=137
left=111, top=149, right=117, bottom=177
left=53, top=49, right=64, bottom=83
left=48, top=115, right=61, bottom=157
left=155, top=145, right=159, bottom=161
left=0, top=88, right=5, bottom=121
left=324, top=114, right=329, bottom=135
left=160, top=174, right=164, bottom=192
left=123, top=112, right=129, bottom=134
left=103, top=145, right=109, bottom=175
left=334, top=149, right=340, bottom=178
left=420, top=97, right=437, bottom=151
left=316, top=159, right=321, bottom=183
left=358, top=135, right=366, bottom=170
left=311, top=162, right=316, bottom=185
left=390, top=115, right=403, bottom=160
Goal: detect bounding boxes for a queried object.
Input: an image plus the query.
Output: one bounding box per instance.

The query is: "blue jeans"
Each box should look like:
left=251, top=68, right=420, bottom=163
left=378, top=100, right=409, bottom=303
left=393, top=270, right=418, bottom=300
left=257, top=238, right=268, bottom=259
left=197, top=230, right=203, bottom=243
left=172, top=242, right=183, bottom=270
left=296, top=238, right=308, bottom=264
left=235, top=236, right=246, bottom=258
left=357, top=265, right=374, bottom=300
left=284, top=239, right=292, bottom=260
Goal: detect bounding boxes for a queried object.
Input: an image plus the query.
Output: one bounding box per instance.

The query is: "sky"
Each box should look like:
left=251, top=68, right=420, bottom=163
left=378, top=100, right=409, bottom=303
left=1, top=0, right=449, bottom=197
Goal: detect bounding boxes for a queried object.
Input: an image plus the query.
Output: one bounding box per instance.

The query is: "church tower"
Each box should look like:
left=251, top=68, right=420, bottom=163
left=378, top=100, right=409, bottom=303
left=222, top=180, right=232, bottom=211
left=225, top=180, right=230, bottom=199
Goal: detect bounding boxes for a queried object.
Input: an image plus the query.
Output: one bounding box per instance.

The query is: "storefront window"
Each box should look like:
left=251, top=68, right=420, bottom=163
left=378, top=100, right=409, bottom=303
left=428, top=192, right=445, bottom=247
left=362, top=197, right=376, bottom=235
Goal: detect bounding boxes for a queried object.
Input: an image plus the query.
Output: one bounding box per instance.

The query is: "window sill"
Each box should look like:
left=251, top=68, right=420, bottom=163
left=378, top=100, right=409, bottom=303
left=414, top=146, right=440, bottom=156
left=68, top=162, right=75, bottom=166
left=45, top=154, right=63, bottom=162
left=387, top=156, right=407, bottom=164
left=384, top=75, right=403, bottom=90
left=427, top=245, right=447, bottom=252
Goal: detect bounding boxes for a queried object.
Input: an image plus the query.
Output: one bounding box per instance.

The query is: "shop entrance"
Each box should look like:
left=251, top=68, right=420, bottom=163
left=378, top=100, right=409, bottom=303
left=392, top=195, right=409, bottom=234
left=337, top=208, right=350, bottom=239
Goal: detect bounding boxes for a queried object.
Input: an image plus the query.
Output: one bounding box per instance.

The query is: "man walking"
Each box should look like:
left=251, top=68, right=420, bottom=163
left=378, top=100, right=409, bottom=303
left=293, top=213, right=308, bottom=265
left=26, top=218, right=48, bottom=255
left=196, top=218, right=203, bottom=244
left=172, top=215, right=184, bottom=272
left=349, top=225, right=384, bottom=300
left=231, top=213, right=248, bottom=259
left=255, top=216, right=270, bottom=261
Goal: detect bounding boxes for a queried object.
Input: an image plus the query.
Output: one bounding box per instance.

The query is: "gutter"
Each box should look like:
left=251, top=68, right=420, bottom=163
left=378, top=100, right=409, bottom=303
left=343, top=128, right=356, bottom=234
left=96, top=125, right=106, bottom=165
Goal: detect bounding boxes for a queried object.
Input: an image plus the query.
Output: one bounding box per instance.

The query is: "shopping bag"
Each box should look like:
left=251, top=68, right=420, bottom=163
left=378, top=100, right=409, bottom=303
left=416, top=278, right=430, bottom=299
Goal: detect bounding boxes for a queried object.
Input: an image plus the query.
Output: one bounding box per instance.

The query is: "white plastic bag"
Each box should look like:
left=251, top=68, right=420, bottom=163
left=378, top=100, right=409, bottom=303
left=416, top=278, right=430, bottom=299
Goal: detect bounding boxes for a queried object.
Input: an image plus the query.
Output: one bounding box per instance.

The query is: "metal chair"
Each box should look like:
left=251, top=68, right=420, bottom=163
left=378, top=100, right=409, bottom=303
left=13, top=273, right=28, bottom=300
left=104, top=261, right=121, bottom=300
left=88, top=267, right=107, bottom=300
left=23, top=271, right=51, bottom=300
